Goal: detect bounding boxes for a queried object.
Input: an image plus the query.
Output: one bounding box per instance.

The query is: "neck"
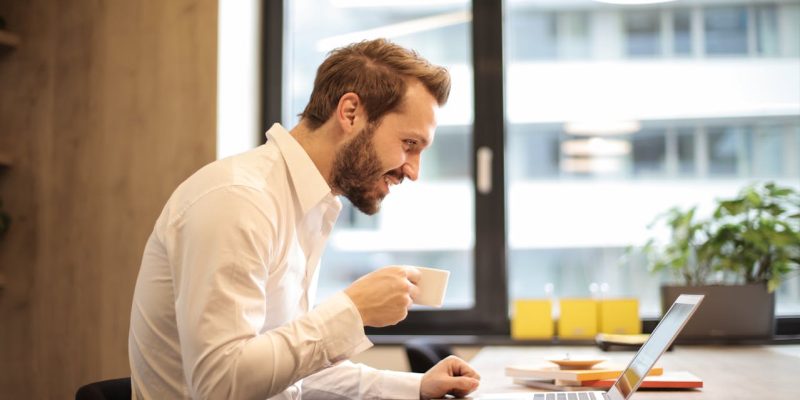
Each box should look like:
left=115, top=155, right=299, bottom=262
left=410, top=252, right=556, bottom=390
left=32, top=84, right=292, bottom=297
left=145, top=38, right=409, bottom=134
left=289, top=120, right=341, bottom=190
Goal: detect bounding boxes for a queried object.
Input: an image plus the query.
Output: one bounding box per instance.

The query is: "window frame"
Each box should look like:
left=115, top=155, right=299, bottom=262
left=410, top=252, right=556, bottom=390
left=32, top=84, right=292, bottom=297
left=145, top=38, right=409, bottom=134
left=261, top=0, right=509, bottom=335
left=262, top=0, right=800, bottom=338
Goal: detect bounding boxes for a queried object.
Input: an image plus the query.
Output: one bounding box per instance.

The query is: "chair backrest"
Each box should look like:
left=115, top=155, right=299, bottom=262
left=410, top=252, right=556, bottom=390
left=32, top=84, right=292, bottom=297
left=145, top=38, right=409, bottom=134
left=403, top=338, right=454, bottom=373
left=75, top=377, right=132, bottom=400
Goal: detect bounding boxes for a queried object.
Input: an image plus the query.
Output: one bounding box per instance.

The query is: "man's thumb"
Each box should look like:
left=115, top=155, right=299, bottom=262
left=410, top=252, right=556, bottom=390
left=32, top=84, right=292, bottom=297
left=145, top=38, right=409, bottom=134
left=448, top=376, right=479, bottom=396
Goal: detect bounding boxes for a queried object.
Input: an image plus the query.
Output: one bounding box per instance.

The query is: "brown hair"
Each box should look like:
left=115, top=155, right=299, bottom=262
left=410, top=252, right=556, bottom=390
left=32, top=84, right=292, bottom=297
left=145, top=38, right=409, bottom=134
left=299, top=38, right=451, bottom=130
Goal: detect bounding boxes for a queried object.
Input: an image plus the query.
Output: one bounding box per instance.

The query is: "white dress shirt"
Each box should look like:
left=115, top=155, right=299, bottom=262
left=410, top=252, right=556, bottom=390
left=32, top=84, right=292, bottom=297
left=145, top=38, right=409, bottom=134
left=129, top=123, right=422, bottom=399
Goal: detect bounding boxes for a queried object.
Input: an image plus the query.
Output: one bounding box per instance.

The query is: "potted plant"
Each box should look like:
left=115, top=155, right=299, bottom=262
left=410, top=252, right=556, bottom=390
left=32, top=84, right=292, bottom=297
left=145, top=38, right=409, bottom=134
left=641, top=182, right=800, bottom=340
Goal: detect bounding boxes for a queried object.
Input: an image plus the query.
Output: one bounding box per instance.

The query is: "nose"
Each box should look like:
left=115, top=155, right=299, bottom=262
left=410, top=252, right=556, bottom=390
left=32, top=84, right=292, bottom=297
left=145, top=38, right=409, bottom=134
left=402, top=155, right=420, bottom=181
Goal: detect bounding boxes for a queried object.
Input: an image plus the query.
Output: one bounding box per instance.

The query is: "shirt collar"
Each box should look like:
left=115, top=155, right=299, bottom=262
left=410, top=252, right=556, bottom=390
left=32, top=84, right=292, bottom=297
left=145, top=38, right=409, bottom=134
left=265, top=123, right=334, bottom=215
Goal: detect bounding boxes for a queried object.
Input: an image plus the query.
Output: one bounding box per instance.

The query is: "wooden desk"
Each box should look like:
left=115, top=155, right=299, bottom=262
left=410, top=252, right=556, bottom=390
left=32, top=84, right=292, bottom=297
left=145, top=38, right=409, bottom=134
left=469, top=345, right=800, bottom=399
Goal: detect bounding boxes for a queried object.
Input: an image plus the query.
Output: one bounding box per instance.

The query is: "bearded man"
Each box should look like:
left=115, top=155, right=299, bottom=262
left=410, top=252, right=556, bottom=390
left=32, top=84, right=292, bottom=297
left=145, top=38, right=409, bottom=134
left=128, top=39, right=480, bottom=400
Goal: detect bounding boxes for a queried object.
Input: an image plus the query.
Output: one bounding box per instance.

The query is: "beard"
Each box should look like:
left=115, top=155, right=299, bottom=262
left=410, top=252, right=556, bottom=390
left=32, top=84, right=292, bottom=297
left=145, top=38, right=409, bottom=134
left=331, top=123, right=395, bottom=215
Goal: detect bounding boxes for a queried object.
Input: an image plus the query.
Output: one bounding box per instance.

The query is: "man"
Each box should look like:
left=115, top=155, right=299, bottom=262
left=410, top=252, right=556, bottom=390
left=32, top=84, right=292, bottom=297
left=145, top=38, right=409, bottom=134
left=128, top=39, right=480, bottom=399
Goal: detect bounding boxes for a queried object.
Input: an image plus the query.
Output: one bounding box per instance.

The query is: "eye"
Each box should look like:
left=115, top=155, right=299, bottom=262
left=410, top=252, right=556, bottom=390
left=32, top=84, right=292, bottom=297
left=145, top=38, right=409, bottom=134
left=403, top=139, right=418, bottom=151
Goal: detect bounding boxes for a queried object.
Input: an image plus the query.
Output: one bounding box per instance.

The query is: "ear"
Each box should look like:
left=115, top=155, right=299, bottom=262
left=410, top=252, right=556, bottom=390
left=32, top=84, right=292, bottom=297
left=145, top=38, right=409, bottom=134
left=335, top=92, right=363, bottom=135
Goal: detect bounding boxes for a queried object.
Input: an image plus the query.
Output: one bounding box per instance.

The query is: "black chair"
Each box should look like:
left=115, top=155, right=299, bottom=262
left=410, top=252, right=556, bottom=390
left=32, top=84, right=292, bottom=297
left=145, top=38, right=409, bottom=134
left=403, top=338, right=454, bottom=373
left=75, top=377, right=132, bottom=400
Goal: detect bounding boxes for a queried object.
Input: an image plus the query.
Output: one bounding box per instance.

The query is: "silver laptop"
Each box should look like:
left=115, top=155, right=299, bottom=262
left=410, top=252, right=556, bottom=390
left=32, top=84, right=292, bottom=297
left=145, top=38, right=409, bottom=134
left=474, top=294, right=704, bottom=400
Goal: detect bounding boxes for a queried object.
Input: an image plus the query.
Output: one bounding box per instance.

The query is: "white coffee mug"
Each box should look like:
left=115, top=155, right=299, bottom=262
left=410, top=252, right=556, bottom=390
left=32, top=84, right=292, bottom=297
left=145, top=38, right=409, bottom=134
left=413, top=266, right=450, bottom=307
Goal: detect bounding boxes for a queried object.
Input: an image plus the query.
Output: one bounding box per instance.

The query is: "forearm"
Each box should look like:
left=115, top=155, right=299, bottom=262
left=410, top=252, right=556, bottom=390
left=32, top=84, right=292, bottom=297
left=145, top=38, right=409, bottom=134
left=188, top=292, right=373, bottom=399
left=302, top=360, right=422, bottom=400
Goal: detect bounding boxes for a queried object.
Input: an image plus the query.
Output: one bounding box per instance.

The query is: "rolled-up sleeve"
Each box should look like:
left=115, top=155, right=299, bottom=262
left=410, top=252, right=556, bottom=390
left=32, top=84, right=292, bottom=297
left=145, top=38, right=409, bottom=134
left=164, top=187, right=372, bottom=399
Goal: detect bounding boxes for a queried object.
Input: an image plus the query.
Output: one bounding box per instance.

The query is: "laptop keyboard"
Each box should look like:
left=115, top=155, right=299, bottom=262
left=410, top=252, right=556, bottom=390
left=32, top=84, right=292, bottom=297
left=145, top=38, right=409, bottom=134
left=532, top=393, right=594, bottom=400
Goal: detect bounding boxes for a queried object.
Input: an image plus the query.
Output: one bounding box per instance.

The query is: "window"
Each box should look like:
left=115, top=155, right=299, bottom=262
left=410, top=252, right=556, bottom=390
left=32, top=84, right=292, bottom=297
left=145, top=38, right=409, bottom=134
left=707, top=125, right=749, bottom=177
left=263, top=0, right=800, bottom=332
left=632, top=128, right=666, bottom=177
left=752, top=125, right=786, bottom=177
left=676, top=128, right=695, bottom=176
left=704, top=6, right=749, bottom=55
left=268, top=0, right=507, bottom=334
left=754, top=5, right=779, bottom=56
left=503, top=1, right=800, bottom=319
left=507, top=125, right=560, bottom=179
left=672, top=9, right=692, bottom=56
left=625, top=10, right=661, bottom=57
left=507, top=11, right=557, bottom=61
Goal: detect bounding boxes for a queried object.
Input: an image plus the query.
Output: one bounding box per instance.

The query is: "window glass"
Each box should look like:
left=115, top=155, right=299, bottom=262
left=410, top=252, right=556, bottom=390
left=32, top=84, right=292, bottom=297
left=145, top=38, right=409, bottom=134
left=632, top=128, right=666, bottom=177
left=558, top=12, right=591, bottom=59
left=707, top=126, right=747, bottom=176
left=507, top=10, right=557, bottom=61
left=672, top=9, right=692, bottom=56
left=705, top=6, right=748, bottom=55
left=285, top=0, right=475, bottom=309
left=755, top=5, right=779, bottom=56
left=625, top=10, right=661, bottom=57
left=507, top=124, right=560, bottom=179
left=752, top=124, right=785, bottom=177
left=504, top=1, right=800, bottom=317
left=676, top=128, right=695, bottom=176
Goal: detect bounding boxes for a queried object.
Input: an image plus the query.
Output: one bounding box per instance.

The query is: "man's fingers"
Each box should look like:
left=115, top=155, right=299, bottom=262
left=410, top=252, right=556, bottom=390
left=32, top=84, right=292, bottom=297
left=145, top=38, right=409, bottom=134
left=446, top=356, right=481, bottom=380
left=404, top=266, right=422, bottom=284
left=448, top=376, right=480, bottom=397
left=408, top=281, right=421, bottom=302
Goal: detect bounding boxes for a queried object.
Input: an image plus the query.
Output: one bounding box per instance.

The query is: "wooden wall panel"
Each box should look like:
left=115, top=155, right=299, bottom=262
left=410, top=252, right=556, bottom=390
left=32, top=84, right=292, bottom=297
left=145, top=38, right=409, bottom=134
left=0, top=1, right=55, bottom=398
left=0, top=0, right=217, bottom=397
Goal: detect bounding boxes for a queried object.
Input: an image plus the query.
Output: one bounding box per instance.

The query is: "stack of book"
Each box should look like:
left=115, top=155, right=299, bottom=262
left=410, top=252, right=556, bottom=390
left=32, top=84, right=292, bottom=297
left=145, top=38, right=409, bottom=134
left=505, top=364, right=702, bottom=391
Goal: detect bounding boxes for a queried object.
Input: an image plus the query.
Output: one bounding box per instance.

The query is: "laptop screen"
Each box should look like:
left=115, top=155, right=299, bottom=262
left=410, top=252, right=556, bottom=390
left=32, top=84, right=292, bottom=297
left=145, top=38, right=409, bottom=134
left=611, top=295, right=703, bottom=398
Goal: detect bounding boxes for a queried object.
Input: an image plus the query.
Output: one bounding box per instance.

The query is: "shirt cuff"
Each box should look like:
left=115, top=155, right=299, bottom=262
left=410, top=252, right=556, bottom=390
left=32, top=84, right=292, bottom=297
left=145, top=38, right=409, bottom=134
left=379, top=370, right=423, bottom=400
left=310, top=291, right=374, bottom=366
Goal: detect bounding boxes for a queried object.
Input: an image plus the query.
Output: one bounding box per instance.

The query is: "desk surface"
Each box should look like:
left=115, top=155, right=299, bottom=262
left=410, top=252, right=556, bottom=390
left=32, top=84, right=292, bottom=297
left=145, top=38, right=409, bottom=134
left=469, top=345, right=800, bottom=399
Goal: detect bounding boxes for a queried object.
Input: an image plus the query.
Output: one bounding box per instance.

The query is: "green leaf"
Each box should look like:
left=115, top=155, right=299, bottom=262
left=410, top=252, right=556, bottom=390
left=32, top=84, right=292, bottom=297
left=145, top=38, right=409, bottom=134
left=768, top=278, right=780, bottom=292
left=766, top=230, right=797, bottom=247
left=770, top=187, right=794, bottom=197
left=719, top=199, right=746, bottom=216
left=744, top=189, right=762, bottom=207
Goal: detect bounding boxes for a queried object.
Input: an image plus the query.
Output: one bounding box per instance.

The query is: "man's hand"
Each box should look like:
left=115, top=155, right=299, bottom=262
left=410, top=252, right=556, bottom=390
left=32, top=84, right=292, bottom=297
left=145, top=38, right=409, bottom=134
left=344, top=266, right=421, bottom=327
left=420, top=356, right=481, bottom=399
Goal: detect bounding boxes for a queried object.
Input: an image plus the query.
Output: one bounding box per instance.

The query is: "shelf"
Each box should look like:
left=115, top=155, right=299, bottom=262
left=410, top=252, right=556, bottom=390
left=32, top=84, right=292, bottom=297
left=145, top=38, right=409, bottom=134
left=0, top=153, right=12, bottom=167
left=0, top=30, right=21, bottom=48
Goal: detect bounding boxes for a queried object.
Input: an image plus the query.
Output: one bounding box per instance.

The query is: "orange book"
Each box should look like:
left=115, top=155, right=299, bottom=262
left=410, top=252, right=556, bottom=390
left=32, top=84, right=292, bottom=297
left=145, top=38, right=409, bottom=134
left=505, top=364, right=663, bottom=382
left=582, top=371, right=703, bottom=389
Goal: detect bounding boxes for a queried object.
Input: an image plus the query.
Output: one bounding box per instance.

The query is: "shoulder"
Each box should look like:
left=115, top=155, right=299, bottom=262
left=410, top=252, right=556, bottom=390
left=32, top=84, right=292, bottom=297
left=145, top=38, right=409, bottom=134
left=162, top=144, right=295, bottom=231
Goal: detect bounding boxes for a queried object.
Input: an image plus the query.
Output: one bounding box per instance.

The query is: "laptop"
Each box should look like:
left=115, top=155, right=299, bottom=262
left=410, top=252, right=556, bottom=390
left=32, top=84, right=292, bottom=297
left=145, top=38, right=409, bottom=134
left=472, top=294, right=705, bottom=400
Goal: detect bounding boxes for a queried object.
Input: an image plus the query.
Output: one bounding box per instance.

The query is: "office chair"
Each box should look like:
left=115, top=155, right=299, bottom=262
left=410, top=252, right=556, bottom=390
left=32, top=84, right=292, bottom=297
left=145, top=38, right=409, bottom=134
left=75, top=377, right=131, bottom=400
left=403, top=338, right=454, bottom=373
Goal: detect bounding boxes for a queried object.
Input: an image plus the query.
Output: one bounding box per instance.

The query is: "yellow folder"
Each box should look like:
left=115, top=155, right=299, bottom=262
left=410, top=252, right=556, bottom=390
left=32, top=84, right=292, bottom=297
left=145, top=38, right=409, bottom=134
left=511, top=299, right=554, bottom=339
left=598, top=298, right=641, bottom=335
left=558, top=298, right=598, bottom=339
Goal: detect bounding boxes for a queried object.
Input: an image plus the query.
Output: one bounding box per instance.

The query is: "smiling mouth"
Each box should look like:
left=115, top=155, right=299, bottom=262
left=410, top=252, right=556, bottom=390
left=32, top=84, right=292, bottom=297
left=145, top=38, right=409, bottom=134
left=382, top=176, right=393, bottom=194
left=381, top=173, right=404, bottom=194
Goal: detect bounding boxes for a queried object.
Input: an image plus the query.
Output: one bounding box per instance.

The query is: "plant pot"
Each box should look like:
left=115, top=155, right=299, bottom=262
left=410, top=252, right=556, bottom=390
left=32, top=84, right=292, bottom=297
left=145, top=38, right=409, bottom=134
left=660, top=283, right=775, bottom=340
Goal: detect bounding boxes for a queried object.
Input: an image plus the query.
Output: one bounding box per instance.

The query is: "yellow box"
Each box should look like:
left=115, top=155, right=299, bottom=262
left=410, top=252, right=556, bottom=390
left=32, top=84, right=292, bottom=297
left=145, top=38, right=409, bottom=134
left=558, top=298, right=598, bottom=339
left=511, top=299, right=554, bottom=339
left=598, top=298, right=641, bottom=335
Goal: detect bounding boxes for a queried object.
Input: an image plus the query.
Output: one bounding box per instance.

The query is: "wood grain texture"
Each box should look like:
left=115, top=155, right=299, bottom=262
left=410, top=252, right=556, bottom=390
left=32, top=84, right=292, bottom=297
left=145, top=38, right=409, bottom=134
left=0, top=0, right=217, bottom=397
left=0, top=29, right=21, bottom=47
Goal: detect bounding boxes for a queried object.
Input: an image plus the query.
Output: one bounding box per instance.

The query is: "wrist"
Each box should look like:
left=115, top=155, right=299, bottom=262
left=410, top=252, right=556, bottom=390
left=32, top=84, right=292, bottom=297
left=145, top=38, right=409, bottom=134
left=342, top=289, right=367, bottom=326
